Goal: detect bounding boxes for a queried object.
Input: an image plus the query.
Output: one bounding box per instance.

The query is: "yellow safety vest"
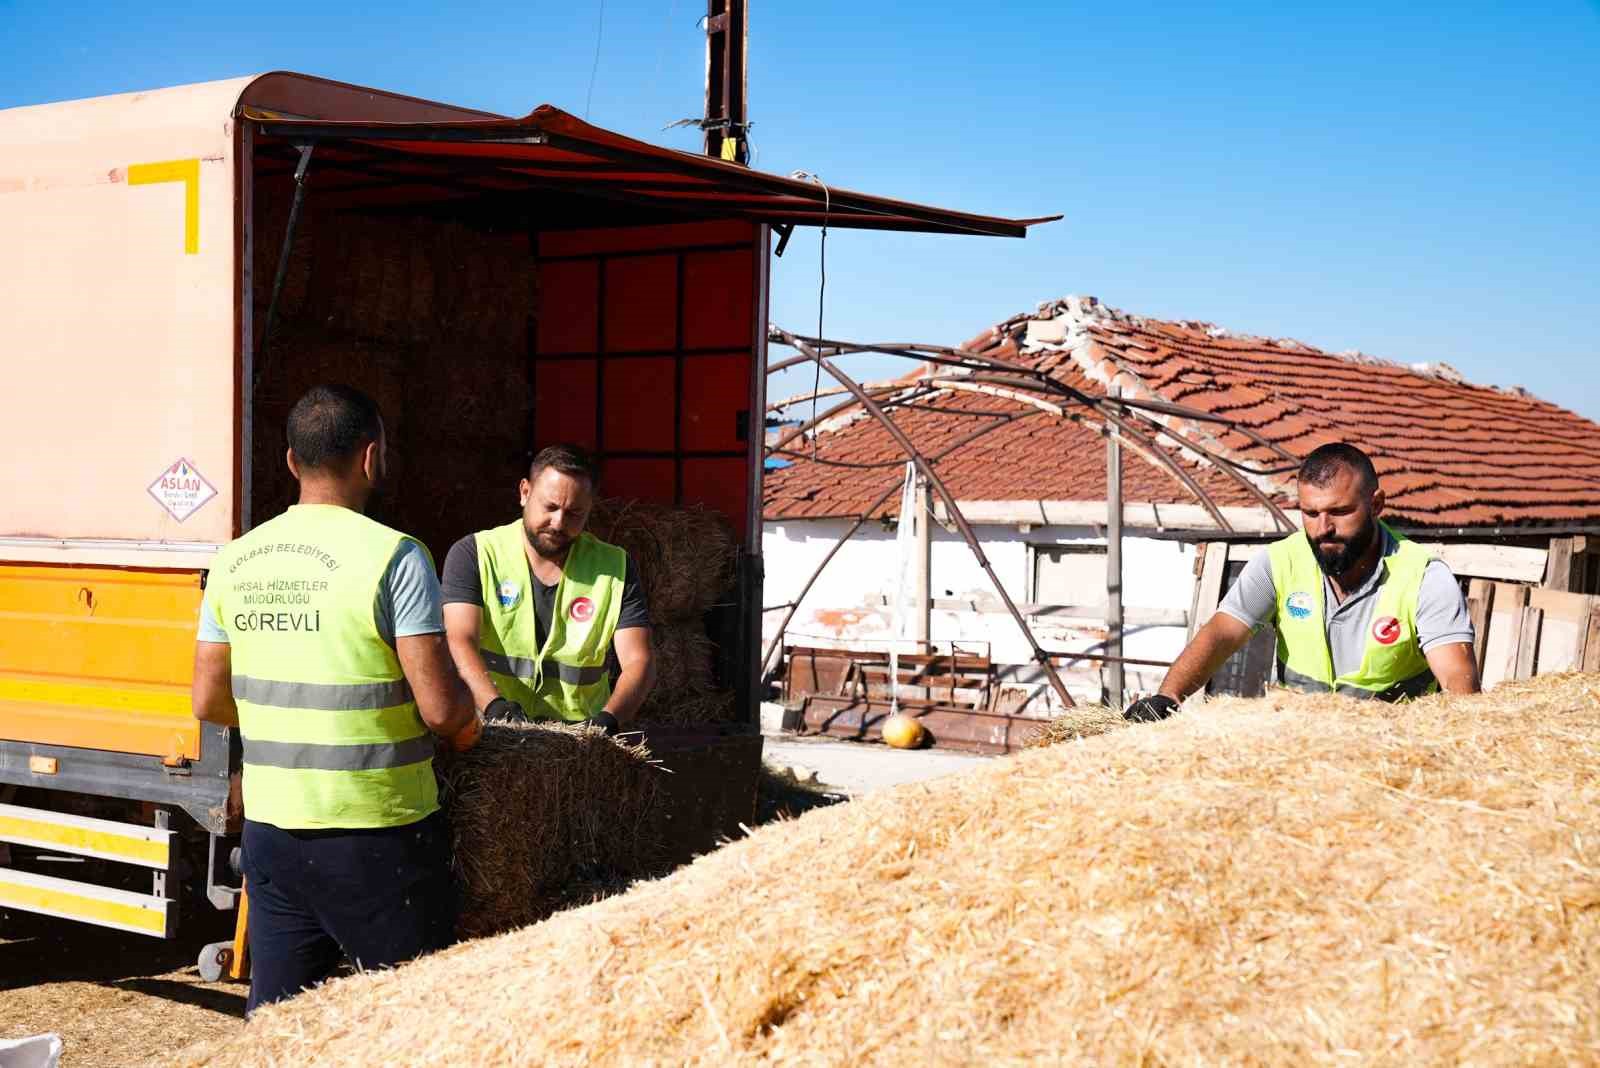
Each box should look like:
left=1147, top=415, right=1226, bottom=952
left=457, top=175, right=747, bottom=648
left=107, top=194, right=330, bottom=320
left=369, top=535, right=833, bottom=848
left=474, top=522, right=626, bottom=722
left=1267, top=522, right=1437, bottom=700
left=210, top=504, right=439, bottom=829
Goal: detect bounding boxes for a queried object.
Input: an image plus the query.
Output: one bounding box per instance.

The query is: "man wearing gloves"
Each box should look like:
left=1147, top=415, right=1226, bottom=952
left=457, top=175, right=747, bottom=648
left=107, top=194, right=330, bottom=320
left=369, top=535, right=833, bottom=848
left=442, top=444, right=654, bottom=731
left=1124, top=442, right=1478, bottom=722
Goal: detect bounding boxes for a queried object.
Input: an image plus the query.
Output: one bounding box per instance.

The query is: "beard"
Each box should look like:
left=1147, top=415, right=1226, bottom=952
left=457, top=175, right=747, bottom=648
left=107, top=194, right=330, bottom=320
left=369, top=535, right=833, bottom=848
left=1313, top=519, right=1377, bottom=577
left=525, top=523, right=572, bottom=559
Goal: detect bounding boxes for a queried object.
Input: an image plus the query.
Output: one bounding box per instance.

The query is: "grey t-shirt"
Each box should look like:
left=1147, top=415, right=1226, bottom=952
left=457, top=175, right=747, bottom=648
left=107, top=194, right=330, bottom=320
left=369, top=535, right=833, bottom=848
left=1217, top=530, right=1474, bottom=681
left=197, top=540, right=444, bottom=646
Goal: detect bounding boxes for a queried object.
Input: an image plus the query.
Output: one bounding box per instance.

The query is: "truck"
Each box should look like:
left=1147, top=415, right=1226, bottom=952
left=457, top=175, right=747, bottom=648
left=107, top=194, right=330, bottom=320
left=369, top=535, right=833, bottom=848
left=0, top=72, right=1039, bottom=959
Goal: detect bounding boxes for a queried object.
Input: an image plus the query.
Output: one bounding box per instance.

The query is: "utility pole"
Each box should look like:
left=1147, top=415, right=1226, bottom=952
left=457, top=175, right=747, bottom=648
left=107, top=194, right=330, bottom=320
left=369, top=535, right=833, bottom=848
left=703, top=0, right=749, bottom=164
left=1106, top=387, right=1125, bottom=708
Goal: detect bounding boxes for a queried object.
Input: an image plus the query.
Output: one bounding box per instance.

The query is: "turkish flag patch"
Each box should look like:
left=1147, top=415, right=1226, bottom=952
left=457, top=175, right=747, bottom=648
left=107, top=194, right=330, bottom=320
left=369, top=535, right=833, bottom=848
left=1371, top=615, right=1401, bottom=646
left=569, top=596, right=595, bottom=623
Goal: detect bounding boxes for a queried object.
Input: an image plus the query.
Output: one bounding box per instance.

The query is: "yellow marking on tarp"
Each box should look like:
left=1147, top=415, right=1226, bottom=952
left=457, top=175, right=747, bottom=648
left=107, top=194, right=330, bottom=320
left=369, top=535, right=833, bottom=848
left=128, top=158, right=200, bottom=254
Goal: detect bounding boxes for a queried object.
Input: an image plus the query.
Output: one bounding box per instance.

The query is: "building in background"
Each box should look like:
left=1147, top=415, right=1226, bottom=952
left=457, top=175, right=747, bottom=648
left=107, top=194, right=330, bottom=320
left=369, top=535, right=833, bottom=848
left=764, top=296, right=1600, bottom=712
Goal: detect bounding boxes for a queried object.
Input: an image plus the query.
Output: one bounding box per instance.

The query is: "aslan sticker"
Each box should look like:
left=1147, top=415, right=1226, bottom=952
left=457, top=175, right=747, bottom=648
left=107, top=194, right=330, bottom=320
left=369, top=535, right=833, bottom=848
left=1286, top=591, right=1314, bottom=620
left=1371, top=615, right=1402, bottom=646
left=147, top=458, right=217, bottom=523
left=569, top=596, right=595, bottom=623
left=497, top=580, right=522, bottom=609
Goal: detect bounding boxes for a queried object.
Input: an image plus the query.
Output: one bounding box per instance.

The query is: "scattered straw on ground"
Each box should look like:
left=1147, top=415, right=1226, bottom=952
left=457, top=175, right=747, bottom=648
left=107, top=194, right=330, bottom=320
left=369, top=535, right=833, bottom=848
left=434, top=721, right=662, bottom=939
left=179, top=674, right=1600, bottom=1065
left=1, top=918, right=243, bottom=1068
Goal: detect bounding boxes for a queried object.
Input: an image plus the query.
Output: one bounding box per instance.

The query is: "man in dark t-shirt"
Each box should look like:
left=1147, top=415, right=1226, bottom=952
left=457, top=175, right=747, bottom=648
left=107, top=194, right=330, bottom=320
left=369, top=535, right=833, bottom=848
left=441, top=445, right=655, bottom=730
left=439, top=536, right=651, bottom=654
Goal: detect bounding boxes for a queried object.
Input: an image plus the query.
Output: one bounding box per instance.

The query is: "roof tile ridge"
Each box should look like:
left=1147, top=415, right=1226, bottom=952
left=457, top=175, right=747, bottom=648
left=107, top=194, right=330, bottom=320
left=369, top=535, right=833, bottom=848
left=1039, top=297, right=1298, bottom=502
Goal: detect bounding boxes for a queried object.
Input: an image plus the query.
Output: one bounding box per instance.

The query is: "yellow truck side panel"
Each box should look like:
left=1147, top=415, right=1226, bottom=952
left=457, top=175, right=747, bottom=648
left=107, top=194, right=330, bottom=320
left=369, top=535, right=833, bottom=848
left=0, top=564, right=203, bottom=759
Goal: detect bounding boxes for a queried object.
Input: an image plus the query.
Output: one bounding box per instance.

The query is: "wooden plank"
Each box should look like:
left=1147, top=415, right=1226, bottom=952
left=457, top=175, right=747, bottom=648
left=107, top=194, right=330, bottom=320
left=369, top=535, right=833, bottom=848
left=1481, top=583, right=1529, bottom=688
left=1515, top=606, right=1544, bottom=679
left=1529, top=587, right=1592, bottom=622
left=1190, top=542, right=1229, bottom=640
left=1583, top=606, right=1600, bottom=672
left=1420, top=542, right=1548, bottom=583
left=1544, top=537, right=1577, bottom=591
left=1467, top=579, right=1495, bottom=672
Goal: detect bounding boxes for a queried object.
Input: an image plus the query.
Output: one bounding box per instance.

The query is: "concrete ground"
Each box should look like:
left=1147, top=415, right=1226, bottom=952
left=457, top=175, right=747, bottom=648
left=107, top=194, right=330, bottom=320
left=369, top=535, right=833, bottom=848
left=761, top=732, right=996, bottom=796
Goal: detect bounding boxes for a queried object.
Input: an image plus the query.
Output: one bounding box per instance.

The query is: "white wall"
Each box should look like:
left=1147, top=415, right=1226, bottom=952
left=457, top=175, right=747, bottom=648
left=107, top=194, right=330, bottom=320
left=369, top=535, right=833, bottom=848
left=762, top=519, right=1198, bottom=710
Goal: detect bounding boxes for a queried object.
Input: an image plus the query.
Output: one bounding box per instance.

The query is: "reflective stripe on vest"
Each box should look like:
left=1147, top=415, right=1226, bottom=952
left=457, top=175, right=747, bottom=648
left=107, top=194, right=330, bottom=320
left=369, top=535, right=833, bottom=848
left=212, top=505, right=439, bottom=830
left=242, top=735, right=437, bottom=772
left=1267, top=521, right=1436, bottom=701
left=231, top=675, right=413, bottom=711
left=477, top=651, right=609, bottom=687
left=474, top=522, right=626, bottom=722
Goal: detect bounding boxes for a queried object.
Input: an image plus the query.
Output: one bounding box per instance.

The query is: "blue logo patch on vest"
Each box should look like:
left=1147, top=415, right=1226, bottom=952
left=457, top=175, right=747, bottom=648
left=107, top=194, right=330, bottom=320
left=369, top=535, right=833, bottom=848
left=497, top=580, right=522, bottom=609
left=1286, top=591, right=1313, bottom=619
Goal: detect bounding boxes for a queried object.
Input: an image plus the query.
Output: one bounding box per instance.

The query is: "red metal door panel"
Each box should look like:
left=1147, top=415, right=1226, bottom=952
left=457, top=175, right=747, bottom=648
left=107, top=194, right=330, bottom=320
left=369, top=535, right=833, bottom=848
left=603, top=357, right=676, bottom=451
left=534, top=359, right=598, bottom=448
left=683, top=249, right=755, bottom=349
left=537, top=260, right=599, bottom=353
left=681, top=352, right=752, bottom=452
left=603, top=459, right=676, bottom=505
left=603, top=255, right=678, bottom=352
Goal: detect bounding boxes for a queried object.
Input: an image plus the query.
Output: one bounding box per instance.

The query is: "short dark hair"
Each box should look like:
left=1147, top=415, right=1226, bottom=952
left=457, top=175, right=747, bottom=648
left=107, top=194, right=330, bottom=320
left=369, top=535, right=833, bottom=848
left=528, top=443, right=599, bottom=487
left=1298, top=442, right=1378, bottom=494
left=286, top=385, right=383, bottom=470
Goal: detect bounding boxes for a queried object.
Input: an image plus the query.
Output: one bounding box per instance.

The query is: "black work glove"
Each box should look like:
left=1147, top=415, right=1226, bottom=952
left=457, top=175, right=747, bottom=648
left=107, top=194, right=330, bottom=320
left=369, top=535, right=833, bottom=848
left=484, top=697, right=526, bottom=723
left=584, top=709, right=621, bottom=736
left=1123, top=693, right=1180, bottom=723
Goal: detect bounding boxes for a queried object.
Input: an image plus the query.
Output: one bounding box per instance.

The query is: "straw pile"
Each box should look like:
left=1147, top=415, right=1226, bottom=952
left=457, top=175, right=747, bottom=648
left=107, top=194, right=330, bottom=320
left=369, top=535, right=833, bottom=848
left=179, top=674, right=1600, bottom=1065
left=433, top=721, right=663, bottom=940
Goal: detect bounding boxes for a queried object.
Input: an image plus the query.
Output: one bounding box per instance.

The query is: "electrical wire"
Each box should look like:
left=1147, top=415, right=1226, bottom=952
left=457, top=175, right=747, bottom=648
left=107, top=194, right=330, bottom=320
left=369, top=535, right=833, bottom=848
left=584, top=0, right=606, bottom=120
left=789, top=171, right=831, bottom=461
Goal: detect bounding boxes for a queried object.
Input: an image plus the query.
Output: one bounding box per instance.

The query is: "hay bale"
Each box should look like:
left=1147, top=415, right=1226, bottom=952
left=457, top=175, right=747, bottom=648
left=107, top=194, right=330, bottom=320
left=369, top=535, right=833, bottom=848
left=434, top=720, right=663, bottom=940
left=180, top=674, right=1600, bottom=1066
left=587, top=499, right=737, bottom=623
left=648, top=622, right=717, bottom=694
left=640, top=689, right=735, bottom=726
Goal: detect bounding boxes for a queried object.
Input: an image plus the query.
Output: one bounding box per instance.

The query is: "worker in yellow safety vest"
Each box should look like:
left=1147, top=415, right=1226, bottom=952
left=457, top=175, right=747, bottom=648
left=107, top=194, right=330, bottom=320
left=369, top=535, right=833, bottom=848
left=1124, top=442, right=1480, bottom=722
left=442, top=444, right=655, bottom=732
left=192, top=385, right=481, bottom=1015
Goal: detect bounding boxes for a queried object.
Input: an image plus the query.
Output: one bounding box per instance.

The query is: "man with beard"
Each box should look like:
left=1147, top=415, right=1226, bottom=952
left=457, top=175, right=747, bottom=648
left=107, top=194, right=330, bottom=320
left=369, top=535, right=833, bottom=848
left=441, top=444, right=654, bottom=731
left=192, top=385, right=481, bottom=1014
left=1124, top=442, right=1478, bottom=722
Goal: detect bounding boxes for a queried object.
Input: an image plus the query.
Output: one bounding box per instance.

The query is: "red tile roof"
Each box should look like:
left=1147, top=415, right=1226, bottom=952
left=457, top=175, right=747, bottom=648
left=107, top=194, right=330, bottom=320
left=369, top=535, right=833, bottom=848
left=764, top=296, right=1600, bottom=529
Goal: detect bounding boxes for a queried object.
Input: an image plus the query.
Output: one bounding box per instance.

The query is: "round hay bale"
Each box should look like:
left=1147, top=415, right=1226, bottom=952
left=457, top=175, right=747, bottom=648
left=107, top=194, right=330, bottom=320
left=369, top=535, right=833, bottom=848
left=588, top=499, right=737, bottom=622
left=433, top=720, right=663, bottom=940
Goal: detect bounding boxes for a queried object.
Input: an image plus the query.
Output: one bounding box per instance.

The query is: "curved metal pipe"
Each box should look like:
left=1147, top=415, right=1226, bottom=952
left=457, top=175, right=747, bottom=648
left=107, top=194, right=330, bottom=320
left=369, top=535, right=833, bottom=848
left=770, top=327, right=1077, bottom=709
left=760, top=411, right=1045, bottom=678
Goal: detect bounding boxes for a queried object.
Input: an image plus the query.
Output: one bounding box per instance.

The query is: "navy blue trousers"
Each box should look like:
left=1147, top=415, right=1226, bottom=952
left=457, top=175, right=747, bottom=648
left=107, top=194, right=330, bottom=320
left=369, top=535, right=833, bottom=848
left=241, top=812, right=456, bottom=1015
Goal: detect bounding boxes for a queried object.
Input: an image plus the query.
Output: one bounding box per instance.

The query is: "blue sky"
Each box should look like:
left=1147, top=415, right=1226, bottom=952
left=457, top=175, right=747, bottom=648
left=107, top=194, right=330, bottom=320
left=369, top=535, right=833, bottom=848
left=4, top=1, right=1596, bottom=418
